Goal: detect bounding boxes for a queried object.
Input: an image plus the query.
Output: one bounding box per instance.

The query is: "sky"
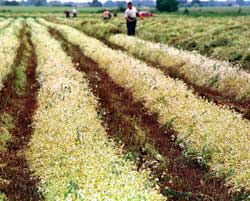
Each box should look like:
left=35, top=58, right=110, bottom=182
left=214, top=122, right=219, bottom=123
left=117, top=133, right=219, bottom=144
left=51, top=0, right=241, bottom=1
left=47, top=0, right=118, bottom=2
left=51, top=0, right=89, bottom=1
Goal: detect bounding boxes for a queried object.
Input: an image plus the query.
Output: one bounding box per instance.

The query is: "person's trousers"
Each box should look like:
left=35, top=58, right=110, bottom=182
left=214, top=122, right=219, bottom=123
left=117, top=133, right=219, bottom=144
left=127, top=20, right=137, bottom=36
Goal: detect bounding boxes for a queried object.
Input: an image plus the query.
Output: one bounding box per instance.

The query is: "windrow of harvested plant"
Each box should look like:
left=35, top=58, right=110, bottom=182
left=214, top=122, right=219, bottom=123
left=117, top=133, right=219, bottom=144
left=0, top=21, right=41, bottom=201
left=51, top=16, right=250, bottom=69
left=0, top=18, right=23, bottom=152
left=0, top=19, right=23, bottom=91
left=0, top=18, right=13, bottom=30
left=48, top=26, right=235, bottom=200
left=40, top=19, right=250, bottom=193
left=47, top=18, right=250, bottom=119
left=27, top=19, right=163, bottom=200
left=0, top=18, right=22, bottom=201
left=0, top=18, right=22, bottom=151
left=108, top=34, right=250, bottom=104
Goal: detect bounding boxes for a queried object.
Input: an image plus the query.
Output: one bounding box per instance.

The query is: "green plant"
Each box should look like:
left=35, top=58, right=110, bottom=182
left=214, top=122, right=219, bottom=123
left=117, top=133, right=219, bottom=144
left=0, top=113, right=14, bottom=130
left=0, top=127, right=11, bottom=151
left=0, top=193, right=8, bottom=201
left=156, top=0, right=178, bottom=12
left=15, top=65, right=26, bottom=96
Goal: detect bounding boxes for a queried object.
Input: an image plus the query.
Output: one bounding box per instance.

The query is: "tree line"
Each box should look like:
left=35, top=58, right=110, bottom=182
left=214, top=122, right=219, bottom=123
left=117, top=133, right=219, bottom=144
left=0, top=0, right=179, bottom=12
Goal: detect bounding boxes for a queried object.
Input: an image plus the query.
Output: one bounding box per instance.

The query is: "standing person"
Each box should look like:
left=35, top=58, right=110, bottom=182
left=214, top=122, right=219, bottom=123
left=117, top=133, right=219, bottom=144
left=124, top=2, right=139, bottom=36
left=72, top=7, right=78, bottom=18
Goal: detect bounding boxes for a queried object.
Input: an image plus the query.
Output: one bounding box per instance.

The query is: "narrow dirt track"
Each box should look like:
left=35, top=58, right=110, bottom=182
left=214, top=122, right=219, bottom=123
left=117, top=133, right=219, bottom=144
left=49, top=27, right=237, bottom=201
left=0, top=25, right=41, bottom=201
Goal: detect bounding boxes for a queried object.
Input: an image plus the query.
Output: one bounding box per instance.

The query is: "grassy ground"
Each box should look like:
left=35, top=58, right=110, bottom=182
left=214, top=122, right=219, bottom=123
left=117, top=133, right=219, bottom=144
left=0, top=6, right=115, bottom=17
left=178, top=6, right=250, bottom=17
left=2, top=6, right=250, bottom=17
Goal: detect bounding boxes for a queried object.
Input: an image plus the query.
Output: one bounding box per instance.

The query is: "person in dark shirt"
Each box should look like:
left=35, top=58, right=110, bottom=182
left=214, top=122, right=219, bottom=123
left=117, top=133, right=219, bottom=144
left=64, top=10, right=70, bottom=18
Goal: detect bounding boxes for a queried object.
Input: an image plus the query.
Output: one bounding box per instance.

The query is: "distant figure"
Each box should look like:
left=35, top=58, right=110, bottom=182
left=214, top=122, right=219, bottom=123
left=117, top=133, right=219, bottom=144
left=72, top=8, right=78, bottom=18
left=113, top=11, right=117, bottom=17
left=103, top=9, right=112, bottom=20
left=124, top=2, right=139, bottom=36
left=64, top=10, right=70, bottom=18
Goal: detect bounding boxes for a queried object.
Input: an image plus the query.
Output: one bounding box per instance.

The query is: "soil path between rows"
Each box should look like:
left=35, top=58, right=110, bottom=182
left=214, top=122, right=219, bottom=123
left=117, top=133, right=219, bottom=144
left=49, top=27, right=235, bottom=201
left=0, top=24, right=41, bottom=200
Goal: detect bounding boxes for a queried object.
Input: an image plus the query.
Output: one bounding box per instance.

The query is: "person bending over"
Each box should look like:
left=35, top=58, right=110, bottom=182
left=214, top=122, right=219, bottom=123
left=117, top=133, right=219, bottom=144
left=103, top=9, right=112, bottom=20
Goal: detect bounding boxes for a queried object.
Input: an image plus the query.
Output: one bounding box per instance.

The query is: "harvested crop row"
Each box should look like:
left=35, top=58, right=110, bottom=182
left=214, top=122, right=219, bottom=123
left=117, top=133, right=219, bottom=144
left=0, top=18, right=23, bottom=153
left=50, top=16, right=250, bottom=66
left=0, top=19, right=23, bottom=153
left=0, top=18, right=12, bottom=30
left=48, top=18, right=250, bottom=115
left=40, top=19, right=250, bottom=192
left=0, top=19, right=23, bottom=201
left=27, top=19, right=163, bottom=200
left=108, top=34, right=250, bottom=103
left=0, top=23, right=41, bottom=200
left=0, top=19, right=23, bottom=91
left=56, top=16, right=250, bottom=69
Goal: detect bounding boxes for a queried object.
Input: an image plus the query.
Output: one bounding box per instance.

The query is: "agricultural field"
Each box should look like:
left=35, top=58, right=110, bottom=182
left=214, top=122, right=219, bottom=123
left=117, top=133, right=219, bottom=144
left=0, top=6, right=250, bottom=201
left=53, top=14, right=250, bottom=71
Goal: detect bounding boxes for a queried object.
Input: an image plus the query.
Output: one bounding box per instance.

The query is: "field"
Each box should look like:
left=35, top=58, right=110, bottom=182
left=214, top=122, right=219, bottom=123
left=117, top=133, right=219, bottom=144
left=0, top=6, right=250, bottom=201
left=54, top=14, right=250, bottom=69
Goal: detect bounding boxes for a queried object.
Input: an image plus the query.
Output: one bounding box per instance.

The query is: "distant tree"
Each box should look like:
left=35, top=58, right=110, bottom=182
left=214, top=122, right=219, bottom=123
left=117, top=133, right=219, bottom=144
left=103, top=0, right=116, bottom=7
left=209, top=0, right=215, bottom=6
left=116, top=1, right=127, bottom=10
left=49, top=0, right=62, bottom=6
left=2, top=0, right=20, bottom=6
left=116, top=1, right=127, bottom=12
left=89, top=0, right=102, bottom=7
left=132, top=0, right=141, bottom=7
left=62, top=3, right=73, bottom=7
left=27, top=0, right=47, bottom=6
left=156, top=0, right=178, bottom=12
left=191, top=0, right=201, bottom=6
left=236, top=0, right=244, bottom=6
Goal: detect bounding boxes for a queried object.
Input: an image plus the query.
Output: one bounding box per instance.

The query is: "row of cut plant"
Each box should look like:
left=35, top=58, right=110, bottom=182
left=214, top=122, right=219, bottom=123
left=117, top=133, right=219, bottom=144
left=0, top=18, right=26, bottom=201
left=0, top=19, right=23, bottom=91
left=51, top=17, right=250, bottom=102
left=54, top=15, right=250, bottom=69
left=27, top=19, right=163, bottom=200
left=108, top=34, right=250, bottom=103
left=0, top=18, right=23, bottom=152
left=0, top=18, right=12, bottom=30
left=50, top=17, right=250, bottom=104
left=40, top=18, right=250, bottom=193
